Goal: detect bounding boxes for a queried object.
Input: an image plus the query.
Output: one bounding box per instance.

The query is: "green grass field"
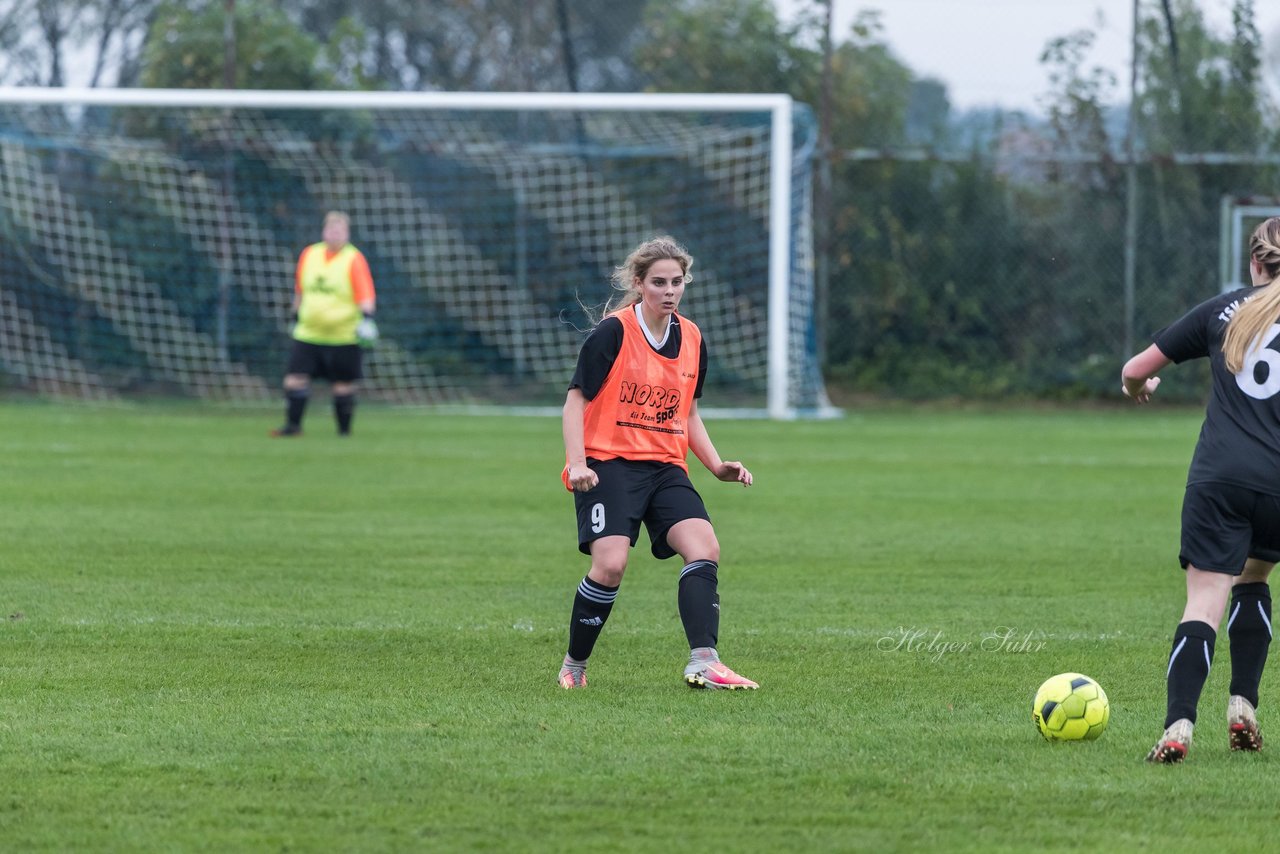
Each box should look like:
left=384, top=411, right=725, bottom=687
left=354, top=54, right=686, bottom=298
left=1, top=401, right=1271, bottom=851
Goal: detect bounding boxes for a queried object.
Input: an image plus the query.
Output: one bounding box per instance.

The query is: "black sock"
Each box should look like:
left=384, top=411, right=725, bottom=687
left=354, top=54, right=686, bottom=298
left=1229, top=582, right=1272, bottom=709
left=285, top=388, right=309, bottom=429
left=333, top=393, right=355, bottom=435
left=678, top=560, right=719, bottom=650
left=567, top=577, right=618, bottom=662
left=1165, top=620, right=1217, bottom=727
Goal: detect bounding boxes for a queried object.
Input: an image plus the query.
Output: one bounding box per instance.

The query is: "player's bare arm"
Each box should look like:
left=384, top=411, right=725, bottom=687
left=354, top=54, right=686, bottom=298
left=1121, top=343, right=1170, bottom=403
left=562, top=388, right=598, bottom=492
left=687, top=401, right=752, bottom=486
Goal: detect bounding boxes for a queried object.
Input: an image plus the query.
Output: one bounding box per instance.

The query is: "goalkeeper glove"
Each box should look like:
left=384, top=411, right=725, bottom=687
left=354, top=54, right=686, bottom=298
left=356, top=314, right=379, bottom=348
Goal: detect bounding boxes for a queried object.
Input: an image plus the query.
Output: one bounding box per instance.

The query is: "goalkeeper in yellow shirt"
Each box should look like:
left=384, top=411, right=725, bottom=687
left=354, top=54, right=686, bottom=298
left=271, top=211, right=377, bottom=437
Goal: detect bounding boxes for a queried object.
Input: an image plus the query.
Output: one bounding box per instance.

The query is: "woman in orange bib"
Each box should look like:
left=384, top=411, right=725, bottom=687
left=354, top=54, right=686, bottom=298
left=557, top=236, right=758, bottom=691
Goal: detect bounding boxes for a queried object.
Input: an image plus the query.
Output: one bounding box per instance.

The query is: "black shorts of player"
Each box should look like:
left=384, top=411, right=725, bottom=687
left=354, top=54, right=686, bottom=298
left=286, top=340, right=363, bottom=383
left=573, top=457, right=711, bottom=559
left=1179, top=482, right=1280, bottom=574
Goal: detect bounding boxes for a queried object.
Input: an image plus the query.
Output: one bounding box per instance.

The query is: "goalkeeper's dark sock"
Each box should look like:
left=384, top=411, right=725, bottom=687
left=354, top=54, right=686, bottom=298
left=566, top=576, right=618, bottom=662
left=284, top=388, right=309, bottom=430
left=1229, top=582, right=1272, bottom=709
left=1165, top=620, right=1216, bottom=727
left=333, top=393, right=355, bottom=435
left=678, top=560, right=719, bottom=650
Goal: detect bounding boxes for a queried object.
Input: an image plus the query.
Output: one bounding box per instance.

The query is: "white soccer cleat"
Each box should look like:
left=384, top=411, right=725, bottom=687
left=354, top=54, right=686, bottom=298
left=1146, top=718, right=1193, bottom=763
left=1228, top=695, right=1263, bottom=752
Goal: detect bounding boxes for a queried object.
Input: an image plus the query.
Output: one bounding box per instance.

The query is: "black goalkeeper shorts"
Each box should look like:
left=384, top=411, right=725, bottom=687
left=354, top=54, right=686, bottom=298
left=286, top=340, right=363, bottom=383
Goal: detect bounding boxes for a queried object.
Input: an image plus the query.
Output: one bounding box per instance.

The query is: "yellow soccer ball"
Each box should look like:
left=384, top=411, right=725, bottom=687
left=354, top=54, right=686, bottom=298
left=1032, top=672, right=1110, bottom=741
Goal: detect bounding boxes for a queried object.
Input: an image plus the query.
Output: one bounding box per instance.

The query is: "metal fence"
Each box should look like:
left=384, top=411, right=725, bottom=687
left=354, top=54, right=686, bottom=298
left=817, top=147, right=1280, bottom=400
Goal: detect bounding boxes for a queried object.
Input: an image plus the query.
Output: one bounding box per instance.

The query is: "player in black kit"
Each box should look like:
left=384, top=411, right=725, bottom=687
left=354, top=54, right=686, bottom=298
left=1123, top=217, right=1280, bottom=763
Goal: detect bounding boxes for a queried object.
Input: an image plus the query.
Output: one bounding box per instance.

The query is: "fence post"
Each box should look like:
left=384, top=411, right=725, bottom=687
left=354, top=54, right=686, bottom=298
left=1122, top=0, right=1140, bottom=359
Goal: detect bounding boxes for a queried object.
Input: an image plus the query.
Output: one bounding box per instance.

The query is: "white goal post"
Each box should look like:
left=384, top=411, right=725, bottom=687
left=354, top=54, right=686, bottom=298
left=1221, top=194, right=1280, bottom=292
left=0, top=87, right=834, bottom=418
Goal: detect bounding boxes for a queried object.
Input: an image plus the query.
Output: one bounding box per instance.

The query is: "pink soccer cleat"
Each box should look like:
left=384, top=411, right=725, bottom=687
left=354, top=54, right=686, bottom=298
left=684, top=660, right=759, bottom=690
left=557, top=662, right=587, bottom=689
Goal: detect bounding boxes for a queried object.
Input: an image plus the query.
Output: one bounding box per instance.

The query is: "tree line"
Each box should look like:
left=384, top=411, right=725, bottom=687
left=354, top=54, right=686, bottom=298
left=3, top=0, right=1278, bottom=399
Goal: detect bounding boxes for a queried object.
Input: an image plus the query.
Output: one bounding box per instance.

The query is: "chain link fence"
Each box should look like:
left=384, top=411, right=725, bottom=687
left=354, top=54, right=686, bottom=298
left=818, top=146, right=1280, bottom=401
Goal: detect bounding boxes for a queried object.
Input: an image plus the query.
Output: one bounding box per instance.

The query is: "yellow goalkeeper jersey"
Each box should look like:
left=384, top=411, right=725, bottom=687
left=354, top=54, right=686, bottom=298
left=292, top=242, right=375, bottom=345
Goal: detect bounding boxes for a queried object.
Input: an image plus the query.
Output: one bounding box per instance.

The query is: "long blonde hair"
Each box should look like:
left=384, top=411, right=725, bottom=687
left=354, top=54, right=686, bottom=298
left=586, top=236, right=694, bottom=325
left=1223, top=217, right=1280, bottom=373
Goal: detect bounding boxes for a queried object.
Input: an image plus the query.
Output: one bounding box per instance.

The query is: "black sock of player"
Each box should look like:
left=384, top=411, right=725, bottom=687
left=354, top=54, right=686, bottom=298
left=1165, top=620, right=1217, bottom=727
left=1228, top=582, right=1272, bottom=709
left=567, top=577, right=618, bottom=662
left=333, top=393, right=355, bottom=435
left=678, top=560, right=719, bottom=650
left=285, top=388, right=309, bottom=429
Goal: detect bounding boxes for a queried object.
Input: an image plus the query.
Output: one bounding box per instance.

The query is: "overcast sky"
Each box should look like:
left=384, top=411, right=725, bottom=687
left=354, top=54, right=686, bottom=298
left=775, top=0, right=1280, bottom=112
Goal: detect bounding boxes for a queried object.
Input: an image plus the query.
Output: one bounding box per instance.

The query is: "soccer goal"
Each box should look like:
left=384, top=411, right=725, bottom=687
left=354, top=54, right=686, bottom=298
left=1220, top=194, right=1280, bottom=292
left=0, top=87, right=833, bottom=418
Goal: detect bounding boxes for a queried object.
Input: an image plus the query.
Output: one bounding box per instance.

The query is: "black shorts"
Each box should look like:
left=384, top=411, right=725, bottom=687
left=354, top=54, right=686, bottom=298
left=573, top=458, right=711, bottom=559
left=286, top=340, right=363, bottom=383
left=1179, top=482, right=1280, bottom=574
